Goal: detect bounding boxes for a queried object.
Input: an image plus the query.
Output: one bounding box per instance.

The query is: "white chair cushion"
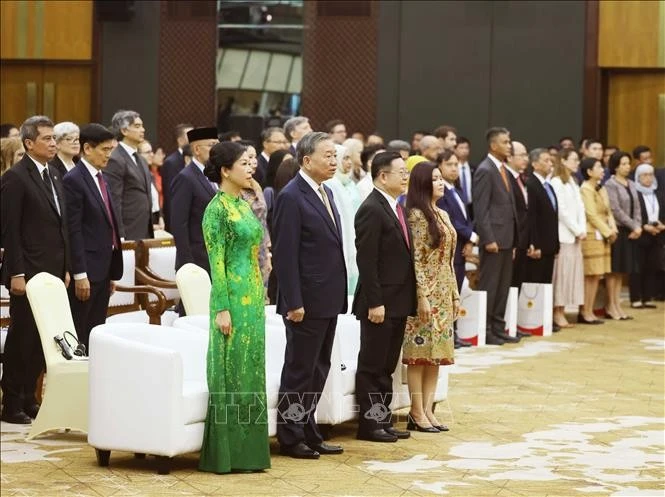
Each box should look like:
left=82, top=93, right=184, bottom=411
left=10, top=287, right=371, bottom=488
left=339, top=360, right=357, bottom=396
left=182, top=379, right=208, bottom=425
left=106, top=310, right=178, bottom=326
left=109, top=250, right=138, bottom=307
left=146, top=247, right=179, bottom=301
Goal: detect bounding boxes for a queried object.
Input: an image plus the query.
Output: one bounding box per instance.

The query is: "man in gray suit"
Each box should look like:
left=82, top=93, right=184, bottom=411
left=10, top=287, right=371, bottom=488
left=104, top=110, right=154, bottom=240
left=473, top=127, right=520, bottom=346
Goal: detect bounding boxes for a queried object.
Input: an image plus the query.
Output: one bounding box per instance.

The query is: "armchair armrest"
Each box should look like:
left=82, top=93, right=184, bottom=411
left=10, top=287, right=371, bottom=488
left=136, top=266, right=178, bottom=287
left=114, top=283, right=168, bottom=324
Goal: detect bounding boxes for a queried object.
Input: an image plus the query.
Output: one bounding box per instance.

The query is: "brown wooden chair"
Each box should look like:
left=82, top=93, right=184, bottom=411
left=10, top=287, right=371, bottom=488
left=135, top=238, right=180, bottom=310
left=106, top=241, right=169, bottom=325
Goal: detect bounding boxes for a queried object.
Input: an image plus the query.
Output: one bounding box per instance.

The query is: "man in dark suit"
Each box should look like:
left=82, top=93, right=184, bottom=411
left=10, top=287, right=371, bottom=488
left=63, top=124, right=123, bottom=349
left=104, top=110, right=153, bottom=241
left=436, top=149, right=476, bottom=348
left=455, top=136, right=475, bottom=220
left=160, top=123, right=192, bottom=233
left=525, top=148, right=560, bottom=284
left=473, top=127, right=520, bottom=346
left=256, top=127, right=288, bottom=186
left=272, top=132, right=347, bottom=459
left=0, top=116, right=70, bottom=424
left=170, top=127, right=219, bottom=275
left=353, top=152, right=416, bottom=443
left=505, top=141, right=534, bottom=338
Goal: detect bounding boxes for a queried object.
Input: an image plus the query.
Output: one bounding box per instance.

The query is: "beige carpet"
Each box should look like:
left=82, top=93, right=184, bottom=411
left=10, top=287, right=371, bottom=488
left=2, top=305, right=663, bottom=496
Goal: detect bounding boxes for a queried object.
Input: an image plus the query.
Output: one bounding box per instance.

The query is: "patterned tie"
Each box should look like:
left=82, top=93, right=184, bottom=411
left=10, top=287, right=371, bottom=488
left=318, top=185, right=336, bottom=227
left=397, top=204, right=410, bottom=249
left=499, top=164, right=510, bottom=192
left=97, top=172, right=118, bottom=249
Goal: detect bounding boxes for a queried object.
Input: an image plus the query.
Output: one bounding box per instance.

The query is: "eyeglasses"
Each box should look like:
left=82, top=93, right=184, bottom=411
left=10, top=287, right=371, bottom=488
left=384, top=170, right=409, bottom=178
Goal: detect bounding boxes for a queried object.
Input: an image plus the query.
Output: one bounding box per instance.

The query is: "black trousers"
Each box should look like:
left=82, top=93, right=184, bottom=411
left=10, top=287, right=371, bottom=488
left=525, top=255, right=555, bottom=284
left=277, top=316, right=336, bottom=448
left=479, top=248, right=513, bottom=336
left=629, top=238, right=661, bottom=303
left=1, top=294, right=45, bottom=412
left=512, top=248, right=528, bottom=289
left=68, top=278, right=111, bottom=350
left=356, top=316, right=406, bottom=433
left=454, top=262, right=465, bottom=292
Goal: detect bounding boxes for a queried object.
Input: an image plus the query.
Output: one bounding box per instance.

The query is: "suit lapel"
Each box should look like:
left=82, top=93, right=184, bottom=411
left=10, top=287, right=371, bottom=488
left=191, top=163, right=216, bottom=196
left=26, top=159, right=60, bottom=218
left=298, top=175, right=340, bottom=241
left=373, top=189, right=410, bottom=252
left=79, top=163, right=112, bottom=226
left=117, top=144, right=150, bottom=192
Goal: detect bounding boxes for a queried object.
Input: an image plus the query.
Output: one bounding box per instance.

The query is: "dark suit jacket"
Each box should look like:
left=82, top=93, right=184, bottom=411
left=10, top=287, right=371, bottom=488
left=160, top=150, right=185, bottom=232
left=254, top=153, right=268, bottom=186
left=472, top=156, right=517, bottom=249
left=637, top=189, right=665, bottom=247
left=62, top=162, right=123, bottom=282
left=656, top=168, right=665, bottom=196
left=437, top=186, right=473, bottom=266
left=353, top=189, right=416, bottom=318
left=0, top=155, right=69, bottom=287
left=48, top=154, right=73, bottom=179
left=104, top=143, right=154, bottom=240
left=272, top=172, right=347, bottom=318
left=525, top=174, right=560, bottom=256
left=508, top=172, right=530, bottom=250
left=170, top=163, right=216, bottom=273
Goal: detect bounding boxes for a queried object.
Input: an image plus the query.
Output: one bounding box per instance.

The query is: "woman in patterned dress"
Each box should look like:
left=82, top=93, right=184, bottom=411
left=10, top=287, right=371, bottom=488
left=240, top=143, right=272, bottom=292
left=403, top=162, right=460, bottom=432
left=199, top=142, right=270, bottom=474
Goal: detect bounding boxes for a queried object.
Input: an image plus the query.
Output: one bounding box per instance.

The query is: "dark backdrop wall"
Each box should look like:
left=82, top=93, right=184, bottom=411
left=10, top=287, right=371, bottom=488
left=377, top=0, right=586, bottom=162
left=99, top=1, right=216, bottom=152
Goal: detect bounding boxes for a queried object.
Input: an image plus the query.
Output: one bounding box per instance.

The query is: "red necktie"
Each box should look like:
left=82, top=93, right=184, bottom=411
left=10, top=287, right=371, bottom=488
left=397, top=204, right=410, bottom=249
left=97, top=172, right=118, bottom=249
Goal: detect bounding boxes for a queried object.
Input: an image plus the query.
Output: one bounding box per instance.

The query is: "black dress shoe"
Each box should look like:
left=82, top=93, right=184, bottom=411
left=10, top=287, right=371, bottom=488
left=24, top=404, right=40, bottom=419
left=308, top=442, right=343, bottom=454
left=494, top=332, right=520, bottom=343
left=406, top=415, right=440, bottom=433
left=1, top=410, right=32, bottom=424
left=385, top=427, right=410, bottom=439
left=279, top=442, right=320, bottom=459
left=577, top=313, right=604, bottom=324
left=357, top=429, right=398, bottom=443
left=516, top=330, right=531, bottom=338
left=486, top=334, right=505, bottom=345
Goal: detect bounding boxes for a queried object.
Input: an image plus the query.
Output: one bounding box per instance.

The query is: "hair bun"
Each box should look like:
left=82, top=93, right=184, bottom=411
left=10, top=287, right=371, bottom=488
left=204, top=159, right=221, bottom=184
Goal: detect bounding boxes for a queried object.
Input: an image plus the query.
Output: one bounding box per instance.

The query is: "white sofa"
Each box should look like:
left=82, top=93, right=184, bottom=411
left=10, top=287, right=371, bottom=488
left=88, top=323, right=207, bottom=474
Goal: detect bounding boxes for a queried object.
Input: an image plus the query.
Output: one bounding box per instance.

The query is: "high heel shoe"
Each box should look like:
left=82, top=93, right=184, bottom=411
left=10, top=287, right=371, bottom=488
left=406, top=414, right=440, bottom=433
left=577, top=313, right=603, bottom=325
left=432, top=424, right=449, bottom=432
left=604, top=310, right=622, bottom=321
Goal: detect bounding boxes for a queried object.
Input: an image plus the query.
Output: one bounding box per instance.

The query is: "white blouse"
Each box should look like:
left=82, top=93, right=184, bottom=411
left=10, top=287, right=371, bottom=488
left=550, top=176, right=586, bottom=244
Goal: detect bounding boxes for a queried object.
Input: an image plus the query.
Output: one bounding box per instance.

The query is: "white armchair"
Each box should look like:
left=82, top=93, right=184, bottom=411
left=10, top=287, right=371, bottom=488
left=88, top=323, right=208, bottom=474
left=25, top=272, right=88, bottom=440
left=175, top=263, right=211, bottom=316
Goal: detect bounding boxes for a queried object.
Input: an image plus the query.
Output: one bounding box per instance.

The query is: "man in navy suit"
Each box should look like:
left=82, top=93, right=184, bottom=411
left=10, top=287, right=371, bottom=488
left=436, top=150, right=476, bottom=349
left=170, top=127, right=219, bottom=276
left=63, top=124, right=123, bottom=349
left=160, top=123, right=192, bottom=233
left=272, top=131, right=347, bottom=459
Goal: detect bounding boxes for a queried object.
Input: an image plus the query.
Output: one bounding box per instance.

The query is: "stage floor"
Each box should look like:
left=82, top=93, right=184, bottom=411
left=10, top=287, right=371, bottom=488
left=2, top=304, right=663, bottom=496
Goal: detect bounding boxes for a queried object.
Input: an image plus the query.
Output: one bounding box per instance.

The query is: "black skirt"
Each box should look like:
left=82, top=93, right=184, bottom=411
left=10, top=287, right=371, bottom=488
left=611, top=227, right=640, bottom=274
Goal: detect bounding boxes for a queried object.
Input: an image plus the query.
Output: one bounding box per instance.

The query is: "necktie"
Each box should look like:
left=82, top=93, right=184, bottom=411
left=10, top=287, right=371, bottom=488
left=544, top=181, right=557, bottom=210
left=97, top=172, right=119, bottom=248
left=517, top=175, right=528, bottom=206
left=396, top=204, right=410, bottom=249
left=318, top=185, right=336, bottom=227
left=461, top=165, right=470, bottom=202
left=42, top=169, right=60, bottom=215
left=499, top=164, right=510, bottom=192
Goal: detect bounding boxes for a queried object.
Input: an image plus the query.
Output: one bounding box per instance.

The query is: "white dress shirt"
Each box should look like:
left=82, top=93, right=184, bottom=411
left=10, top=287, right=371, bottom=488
left=119, top=141, right=138, bottom=164
left=299, top=169, right=329, bottom=206
left=28, top=154, right=60, bottom=215
left=374, top=186, right=398, bottom=218
left=459, top=161, right=472, bottom=202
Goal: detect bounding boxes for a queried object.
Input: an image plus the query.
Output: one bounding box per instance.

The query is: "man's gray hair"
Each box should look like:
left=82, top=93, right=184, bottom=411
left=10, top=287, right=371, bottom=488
left=53, top=121, right=80, bottom=142
left=296, top=131, right=330, bottom=165
left=388, top=139, right=410, bottom=151
left=111, top=110, right=141, bottom=140
left=529, top=147, right=548, bottom=166
left=284, top=116, right=309, bottom=141
left=261, top=126, right=284, bottom=142
left=20, top=115, right=54, bottom=148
